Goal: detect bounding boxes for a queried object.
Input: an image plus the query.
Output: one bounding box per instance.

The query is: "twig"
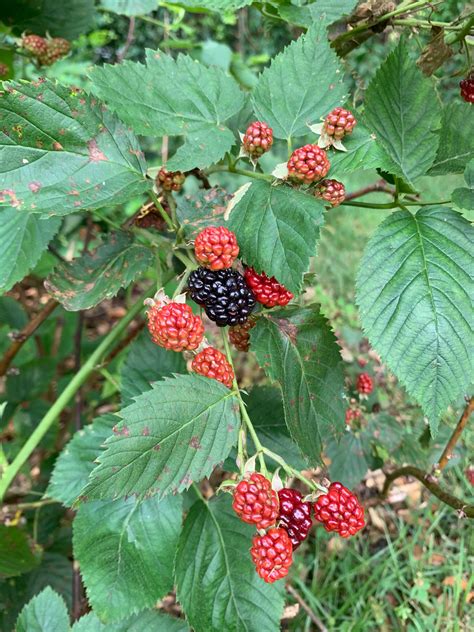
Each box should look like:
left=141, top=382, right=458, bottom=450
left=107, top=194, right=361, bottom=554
left=382, top=465, right=474, bottom=518
left=344, top=180, right=393, bottom=201
left=0, top=299, right=59, bottom=377
left=437, top=397, right=474, bottom=471
left=117, top=16, right=135, bottom=63
left=102, top=319, right=145, bottom=365
left=286, top=584, right=328, bottom=632
left=187, top=168, right=212, bottom=189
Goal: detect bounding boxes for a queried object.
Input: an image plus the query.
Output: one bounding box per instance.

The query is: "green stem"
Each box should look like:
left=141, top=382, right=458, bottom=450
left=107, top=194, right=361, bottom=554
left=207, top=164, right=272, bottom=182
left=174, top=249, right=197, bottom=270
left=173, top=268, right=192, bottom=298
left=5, top=498, right=58, bottom=511
left=0, top=290, right=153, bottom=502
left=445, top=14, right=474, bottom=45
left=343, top=199, right=450, bottom=209
left=221, top=331, right=268, bottom=476
left=392, top=18, right=471, bottom=31
left=261, top=447, right=326, bottom=493
left=150, top=191, right=177, bottom=232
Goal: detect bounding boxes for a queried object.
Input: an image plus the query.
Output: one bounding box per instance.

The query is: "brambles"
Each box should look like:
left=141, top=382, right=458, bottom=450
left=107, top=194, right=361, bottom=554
left=229, top=317, right=256, bottom=351
left=242, top=121, right=273, bottom=158
left=244, top=268, right=293, bottom=307
left=324, top=107, right=357, bottom=140
left=357, top=372, right=373, bottom=395
left=313, top=482, right=365, bottom=537
left=460, top=73, right=474, bottom=103
left=146, top=300, right=204, bottom=351
left=287, top=144, right=330, bottom=184
left=314, top=179, right=346, bottom=207
left=191, top=346, right=234, bottom=388
left=188, top=267, right=256, bottom=326
left=232, top=472, right=279, bottom=530
left=194, top=226, right=239, bottom=270
left=277, top=488, right=312, bottom=549
left=157, top=167, right=186, bottom=191
left=251, top=528, right=293, bottom=583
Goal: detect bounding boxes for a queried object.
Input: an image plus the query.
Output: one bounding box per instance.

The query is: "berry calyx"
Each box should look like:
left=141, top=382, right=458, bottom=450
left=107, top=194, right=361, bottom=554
left=314, top=179, right=346, bottom=207
left=356, top=372, right=373, bottom=395
left=188, top=267, right=256, bottom=327
left=244, top=267, right=293, bottom=308
left=278, top=488, right=312, bottom=549
left=146, top=301, right=204, bottom=352
left=191, top=347, right=234, bottom=388
left=323, top=107, right=357, bottom=140
left=194, top=226, right=239, bottom=271
left=460, top=73, right=474, bottom=103
left=157, top=167, right=185, bottom=192
left=232, top=472, right=279, bottom=530
left=250, top=528, right=293, bottom=583
left=242, top=121, right=273, bottom=159
left=287, top=144, right=330, bottom=184
left=229, top=317, right=256, bottom=352
left=313, top=482, right=365, bottom=538
left=21, top=34, right=48, bottom=57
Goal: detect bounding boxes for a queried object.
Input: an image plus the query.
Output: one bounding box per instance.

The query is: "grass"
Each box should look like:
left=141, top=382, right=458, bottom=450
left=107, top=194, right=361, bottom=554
left=288, top=499, right=473, bottom=631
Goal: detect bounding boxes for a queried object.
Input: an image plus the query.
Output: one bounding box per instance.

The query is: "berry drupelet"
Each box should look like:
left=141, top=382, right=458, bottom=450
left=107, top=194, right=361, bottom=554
left=356, top=372, right=373, bottom=395
left=188, top=267, right=256, bottom=327
left=229, top=317, right=256, bottom=352
left=194, top=226, right=239, bottom=271
left=251, top=528, right=293, bottom=583
left=287, top=144, right=330, bottom=184
left=278, top=488, right=312, bottom=549
left=314, top=179, right=346, bottom=207
left=191, top=347, right=234, bottom=388
left=313, top=482, right=365, bottom=538
left=242, top=121, right=273, bottom=159
left=146, top=301, right=204, bottom=352
left=232, top=472, right=279, bottom=530
left=157, top=167, right=185, bottom=192
left=323, top=107, right=357, bottom=140
left=244, top=267, right=293, bottom=308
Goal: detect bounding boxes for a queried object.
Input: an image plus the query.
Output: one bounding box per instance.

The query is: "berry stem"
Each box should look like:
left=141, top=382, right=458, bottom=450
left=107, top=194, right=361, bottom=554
left=221, top=330, right=268, bottom=476
left=436, top=396, right=474, bottom=472
left=207, top=164, right=273, bottom=182
left=0, top=288, right=155, bottom=502
left=261, top=447, right=327, bottom=494
left=173, top=249, right=197, bottom=270
left=343, top=199, right=451, bottom=209
left=172, top=268, right=192, bottom=298
left=150, top=191, right=177, bottom=232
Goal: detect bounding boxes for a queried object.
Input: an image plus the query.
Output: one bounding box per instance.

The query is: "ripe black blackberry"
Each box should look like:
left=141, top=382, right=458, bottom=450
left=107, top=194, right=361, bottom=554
left=188, top=267, right=256, bottom=327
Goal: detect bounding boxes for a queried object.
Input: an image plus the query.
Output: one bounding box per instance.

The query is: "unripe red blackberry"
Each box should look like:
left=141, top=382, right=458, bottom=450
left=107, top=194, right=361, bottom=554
left=39, top=38, right=71, bottom=66
left=244, top=267, right=293, bottom=308
left=356, top=372, right=373, bottom=395
left=287, top=144, right=330, bottom=184
left=278, top=488, right=312, bottom=549
left=460, top=73, right=474, bottom=103
left=191, top=347, right=234, bottom=389
left=146, top=301, right=204, bottom=352
left=345, top=408, right=361, bottom=425
left=251, top=528, right=293, bottom=583
left=157, top=167, right=185, bottom=192
left=313, top=482, right=365, bottom=538
left=314, top=179, right=345, bottom=207
left=242, top=121, right=273, bottom=159
left=21, top=34, right=48, bottom=57
left=229, top=317, right=256, bottom=352
left=194, top=226, right=239, bottom=270
left=0, top=63, right=9, bottom=78
left=323, top=107, right=357, bottom=140
left=232, top=472, right=279, bottom=530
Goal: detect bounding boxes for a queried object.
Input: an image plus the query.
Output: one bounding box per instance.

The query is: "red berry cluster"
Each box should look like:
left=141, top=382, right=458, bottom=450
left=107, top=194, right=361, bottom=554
left=232, top=473, right=280, bottom=530
left=313, top=482, right=365, bottom=538
left=242, top=121, right=273, bottom=159
left=345, top=407, right=361, bottom=425
left=460, top=74, right=474, bottom=103
left=323, top=107, right=357, bottom=140
left=244, top=267, right=293, bottom=308
left=356, top=372, right=373, bottom=395
left=251, top=528, right=293, bottom=583
left=146, top=301, right=204, bottom=352
left=278, top=488, right=312, bottom=549
left=157, top=167, right=186, bottom=192
left=0, top=63, right=9, bottom=78
left=21, top=34, right=70, bottom=66
left=194, top=226, right=239, bottom=270
left=229, top=317, right=256, bottom=352
left=191, top=347, right=234, bottom=388
left=314, top=179, right=346, bottom=207
left=287, top=144, right=331, bottom=184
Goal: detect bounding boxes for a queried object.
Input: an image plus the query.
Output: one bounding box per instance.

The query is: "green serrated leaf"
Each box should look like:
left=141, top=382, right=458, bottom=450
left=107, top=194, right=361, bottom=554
left=73, top=495, right=182, bottom=622
left=364, top=40, right=441, bottom=183
left=16, top=587, right=69, bottom=632
left=228, top=181, right=324, bottom=294
left=356, top=206, right=473, bottom=433
left=175, top=495, right=284, bottom=632
left=72, top=610, right=190, bottom=632
left=121, top=330, right=186, bottom=406
left=45, top=232, right=153, bottom=311
left=0, top=525, right=40, bottom=578
left=252, top=23, right=348, bottom=140
left=429, top=103, right=474, bottom=175
left=0, top=210, right=60, bottom=294
left=176, top=187, right=229, bottom=240
left=82, top=374, right=239, bottom=501
left=328, top=124, right=391, bottom=174
left=90, top=51, right=244, bottom=171
left=101, top=0, right=157, bottom=16
left=47, top=414, right=118, bottom=507
left=0, top=81, right=149, bottom=216
left=326, top=433, right=369, bottom=489
left=451, top=159, right=474, bottom=209
left=4, top=0, right=95, bottom=39
left=251, top=305, right=346, bottom=464
left=167, top=0, right=252, bottom=10
left=0, top=296, right=28, bottom=329
left=279, top=0, right=358, bottom=27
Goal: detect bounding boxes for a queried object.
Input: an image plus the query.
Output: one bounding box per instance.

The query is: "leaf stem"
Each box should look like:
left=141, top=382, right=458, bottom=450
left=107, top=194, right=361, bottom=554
left=261, top=447, right=326, bottom=493
left=207, top=164, right=272, bottom=182
left=221, top=331, right=268, bottom=476
left=0, top=289, right=154, bottom=502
